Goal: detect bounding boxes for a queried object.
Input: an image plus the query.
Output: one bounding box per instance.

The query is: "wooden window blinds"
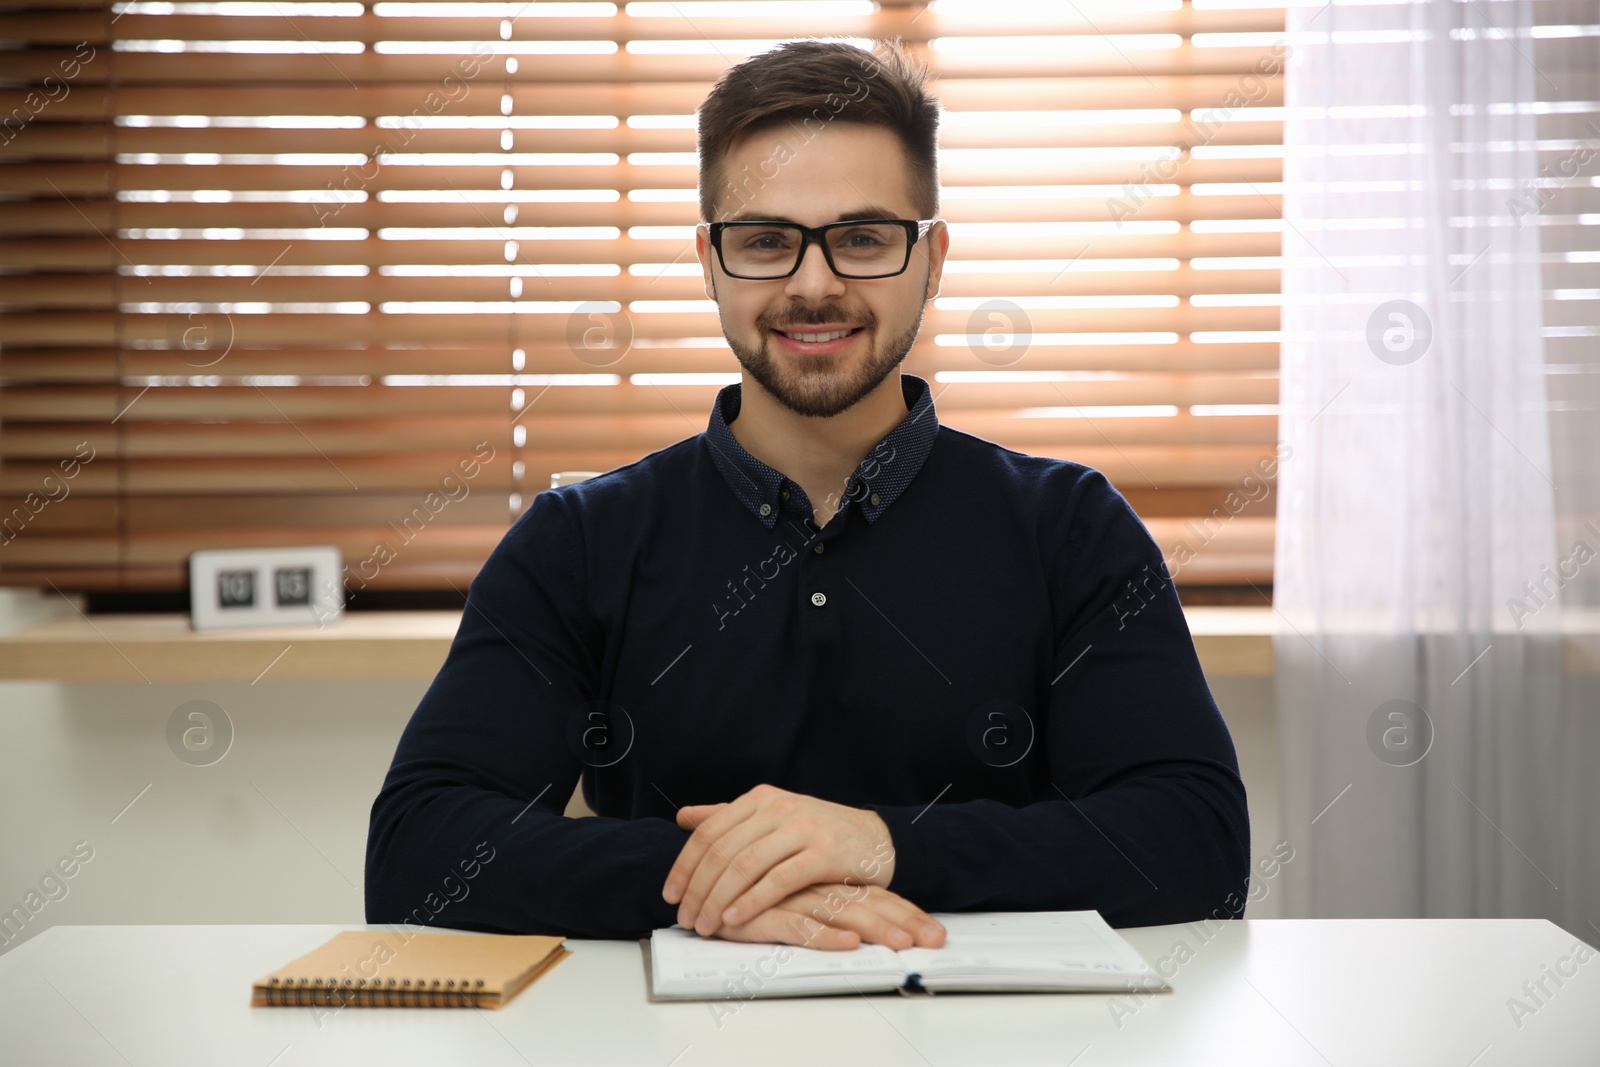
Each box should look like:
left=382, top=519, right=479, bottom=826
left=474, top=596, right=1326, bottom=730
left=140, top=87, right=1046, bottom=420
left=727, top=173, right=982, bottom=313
left=1, top=0, right=1290, bottom=598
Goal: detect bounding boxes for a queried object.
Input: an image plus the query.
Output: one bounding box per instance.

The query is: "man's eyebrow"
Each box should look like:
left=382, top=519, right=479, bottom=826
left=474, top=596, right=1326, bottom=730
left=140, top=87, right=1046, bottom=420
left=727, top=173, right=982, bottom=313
left=718, top=207, right=904, bottom=225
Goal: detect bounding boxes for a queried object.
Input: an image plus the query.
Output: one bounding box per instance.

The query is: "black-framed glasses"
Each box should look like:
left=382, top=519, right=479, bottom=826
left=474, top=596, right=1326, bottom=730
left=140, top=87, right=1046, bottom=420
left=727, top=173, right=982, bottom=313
left=706, top=218, right=939, bottom=280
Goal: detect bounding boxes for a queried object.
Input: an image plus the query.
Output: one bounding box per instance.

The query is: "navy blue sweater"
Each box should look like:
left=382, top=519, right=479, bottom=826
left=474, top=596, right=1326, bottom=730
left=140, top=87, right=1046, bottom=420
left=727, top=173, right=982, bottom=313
left=365, top=374, right=1250, bottom=939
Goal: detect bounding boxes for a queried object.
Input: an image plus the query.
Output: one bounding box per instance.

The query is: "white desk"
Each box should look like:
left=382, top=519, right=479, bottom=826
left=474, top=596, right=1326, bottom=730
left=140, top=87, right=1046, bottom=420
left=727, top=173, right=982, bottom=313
left=1, top=920, right=1595, bottom=1066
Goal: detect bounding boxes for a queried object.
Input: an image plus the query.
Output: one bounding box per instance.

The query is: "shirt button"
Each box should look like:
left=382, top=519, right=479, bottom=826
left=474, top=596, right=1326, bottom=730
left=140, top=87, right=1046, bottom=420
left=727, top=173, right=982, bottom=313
left=870, top=493, right=881, bottom=507
left=758, top=503, right=772, bottom=517
left=810, top=592, right=827, bottom=607
left=812, top=543, right=825, bottom=555
left=780, top=488, right=790, bottom=501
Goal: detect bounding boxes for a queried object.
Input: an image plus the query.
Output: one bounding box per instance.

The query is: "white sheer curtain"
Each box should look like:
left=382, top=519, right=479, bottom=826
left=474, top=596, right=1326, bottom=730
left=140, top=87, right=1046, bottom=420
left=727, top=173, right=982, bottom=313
left=1274, top=0, right=1599, bottom=932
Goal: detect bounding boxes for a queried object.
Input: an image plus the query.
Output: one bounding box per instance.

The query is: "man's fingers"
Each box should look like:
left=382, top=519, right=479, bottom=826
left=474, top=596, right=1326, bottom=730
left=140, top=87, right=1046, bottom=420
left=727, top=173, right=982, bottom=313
left=676, top=849, right=730, bottom=926
left=712, top=851, right=814, bottom=930
left=663, top=836, right=706, bottom=906
left=675, top=809, right=787, bottom=927
left=801, top=924, right=862, bottom=951
left=663, top=801, right=745, bottom=905
left=844, top=883, right=944, bottom=945
left=663, top=784, right=900, bottom=935
left=675, top=802, right=726, bottom=829
left=832, top=910, right=914, bottom=949
left=776, top=885, right=915, bottom=950
left=706, top=883, right=942, bottom=953
left=779, top=884, right=944, bottom=950
left=681, top=819, right=797, bottom=934
left=843, top=888, right=946, bottom=948
left=713, top=907, right=860, bottom=952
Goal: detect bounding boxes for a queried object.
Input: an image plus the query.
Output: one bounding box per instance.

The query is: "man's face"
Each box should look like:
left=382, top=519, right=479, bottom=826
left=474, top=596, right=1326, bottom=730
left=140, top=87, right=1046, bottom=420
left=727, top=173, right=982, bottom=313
left=695, top=121, right=948, bottom=419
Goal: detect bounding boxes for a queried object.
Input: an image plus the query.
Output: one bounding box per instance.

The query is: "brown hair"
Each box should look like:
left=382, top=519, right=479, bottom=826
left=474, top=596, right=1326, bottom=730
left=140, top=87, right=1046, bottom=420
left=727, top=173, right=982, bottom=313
left=695, top=38, right=940, bottom=223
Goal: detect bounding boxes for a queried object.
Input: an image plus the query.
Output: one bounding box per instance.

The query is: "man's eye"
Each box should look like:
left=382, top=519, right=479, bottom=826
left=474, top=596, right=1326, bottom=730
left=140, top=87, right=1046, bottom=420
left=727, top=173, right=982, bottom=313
left=741, top=231, right=793, bottom=250
left=839, top=230, right=887, bottom=248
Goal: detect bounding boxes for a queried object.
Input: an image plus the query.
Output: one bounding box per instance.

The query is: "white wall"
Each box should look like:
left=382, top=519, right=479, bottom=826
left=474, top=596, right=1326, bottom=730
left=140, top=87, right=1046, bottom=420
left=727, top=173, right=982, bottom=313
left=0, top=590, right=1285, bottom=956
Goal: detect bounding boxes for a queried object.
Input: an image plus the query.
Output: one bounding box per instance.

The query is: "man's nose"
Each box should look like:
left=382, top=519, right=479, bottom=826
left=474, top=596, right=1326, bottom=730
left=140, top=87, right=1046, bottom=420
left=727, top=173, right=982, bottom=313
left=784, top=240, right=847, bottom=301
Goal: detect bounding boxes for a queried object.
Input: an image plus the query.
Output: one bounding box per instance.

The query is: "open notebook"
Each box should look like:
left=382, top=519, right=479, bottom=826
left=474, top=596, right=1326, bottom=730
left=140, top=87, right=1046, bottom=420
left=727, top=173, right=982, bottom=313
left=645, top=910, right=1168, bottom=1001
left=252, top=930, right=570, bottom=1009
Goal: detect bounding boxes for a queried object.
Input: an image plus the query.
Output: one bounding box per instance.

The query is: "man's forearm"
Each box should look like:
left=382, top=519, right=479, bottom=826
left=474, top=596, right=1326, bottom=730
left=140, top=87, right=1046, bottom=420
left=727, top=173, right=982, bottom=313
left=866, top=771, right=1250, bottom=927
left=365, top=780, right=691, bottom=940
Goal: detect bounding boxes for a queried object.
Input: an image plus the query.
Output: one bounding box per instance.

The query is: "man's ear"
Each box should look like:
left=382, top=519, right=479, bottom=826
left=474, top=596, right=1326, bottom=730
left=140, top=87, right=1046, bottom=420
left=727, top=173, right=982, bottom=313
left=923, top=219, right=950, bottom=302
left=695, top=224, right=718, bottom=302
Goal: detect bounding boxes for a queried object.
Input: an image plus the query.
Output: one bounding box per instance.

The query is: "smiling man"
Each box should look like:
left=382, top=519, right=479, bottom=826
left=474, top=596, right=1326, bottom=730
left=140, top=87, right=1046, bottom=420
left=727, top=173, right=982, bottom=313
left=365, top=39, right=1250, bottom=953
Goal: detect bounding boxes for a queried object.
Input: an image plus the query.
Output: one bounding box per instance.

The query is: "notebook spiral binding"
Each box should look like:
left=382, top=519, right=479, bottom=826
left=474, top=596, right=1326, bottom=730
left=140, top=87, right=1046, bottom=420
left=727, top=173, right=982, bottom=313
left=260, top=976, right=489, bottom=1007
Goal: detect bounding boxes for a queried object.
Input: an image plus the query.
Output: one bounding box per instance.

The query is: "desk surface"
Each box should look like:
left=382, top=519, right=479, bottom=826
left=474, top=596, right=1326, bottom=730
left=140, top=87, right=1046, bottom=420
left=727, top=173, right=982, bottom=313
left=2, top=919, right=1596, bottom=1066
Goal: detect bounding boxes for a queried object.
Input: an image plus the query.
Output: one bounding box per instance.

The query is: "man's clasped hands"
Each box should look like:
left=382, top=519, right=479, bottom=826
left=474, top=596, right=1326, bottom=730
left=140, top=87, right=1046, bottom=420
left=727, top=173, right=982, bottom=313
left=661, top=784, right=947, bottom=952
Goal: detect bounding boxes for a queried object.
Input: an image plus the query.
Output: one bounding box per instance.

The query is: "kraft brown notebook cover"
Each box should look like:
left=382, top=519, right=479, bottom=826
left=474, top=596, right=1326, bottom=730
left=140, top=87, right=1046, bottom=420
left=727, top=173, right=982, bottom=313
left=252, top=929, right=570, bottom=1009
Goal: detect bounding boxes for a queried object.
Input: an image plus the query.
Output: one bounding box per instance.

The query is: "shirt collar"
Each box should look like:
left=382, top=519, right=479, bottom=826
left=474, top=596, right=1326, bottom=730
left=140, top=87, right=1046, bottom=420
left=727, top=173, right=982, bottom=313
left=704, top=374, right=939, bottom=529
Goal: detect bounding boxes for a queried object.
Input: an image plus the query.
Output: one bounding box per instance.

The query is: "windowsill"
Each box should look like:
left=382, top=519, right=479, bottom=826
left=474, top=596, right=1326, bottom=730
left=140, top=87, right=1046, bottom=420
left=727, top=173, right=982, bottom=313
left=0, top=610, right=463, bottom=683
left=0, top=607, right=1593, bottom=682
left=0, top=607, right=1272, bottom=682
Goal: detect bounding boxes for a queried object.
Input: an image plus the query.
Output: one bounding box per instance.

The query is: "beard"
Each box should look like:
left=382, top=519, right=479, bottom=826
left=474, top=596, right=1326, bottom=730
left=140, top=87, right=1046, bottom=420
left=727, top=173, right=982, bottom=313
left=725, top=297, right=926, bottom=419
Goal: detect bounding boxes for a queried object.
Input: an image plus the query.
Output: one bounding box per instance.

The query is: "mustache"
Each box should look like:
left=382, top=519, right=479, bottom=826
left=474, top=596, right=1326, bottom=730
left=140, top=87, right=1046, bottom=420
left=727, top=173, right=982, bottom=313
left=759, top=307, right=876, bottom=330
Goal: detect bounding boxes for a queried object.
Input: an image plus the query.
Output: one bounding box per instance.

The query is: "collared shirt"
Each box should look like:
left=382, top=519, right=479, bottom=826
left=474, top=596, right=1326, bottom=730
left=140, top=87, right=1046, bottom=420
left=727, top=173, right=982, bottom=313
left=367, top=373, right=1250, bottom=940
left=703, top=373, right=939, bottom=530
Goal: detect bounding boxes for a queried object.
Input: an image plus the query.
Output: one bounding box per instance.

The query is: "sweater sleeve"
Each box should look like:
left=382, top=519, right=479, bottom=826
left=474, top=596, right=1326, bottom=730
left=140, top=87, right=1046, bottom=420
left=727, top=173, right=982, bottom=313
left=363, top=488, right=688, bottom=939
left=864, top=469, right=1252, bottom=928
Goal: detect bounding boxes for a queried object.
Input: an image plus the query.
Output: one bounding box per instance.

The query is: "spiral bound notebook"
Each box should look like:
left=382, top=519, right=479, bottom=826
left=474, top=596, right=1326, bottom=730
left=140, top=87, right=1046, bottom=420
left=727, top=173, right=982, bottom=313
left=252, top=930, right=570, bottom=1009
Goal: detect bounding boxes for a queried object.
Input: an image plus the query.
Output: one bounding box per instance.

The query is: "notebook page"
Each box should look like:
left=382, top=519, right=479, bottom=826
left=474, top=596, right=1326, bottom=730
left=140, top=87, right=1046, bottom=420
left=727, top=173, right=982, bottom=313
left=893, top=911, right=1163, bottom=990
left=650, top=928, right=906, bottom=997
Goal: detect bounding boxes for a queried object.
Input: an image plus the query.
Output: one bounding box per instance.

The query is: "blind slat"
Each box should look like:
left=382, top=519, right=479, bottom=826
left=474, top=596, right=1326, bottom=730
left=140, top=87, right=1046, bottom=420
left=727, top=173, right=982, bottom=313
left=0, top=378, right=1280, bottom=422
left=0, top=193, right=1290, bottom=236
left=2, top=47, right=1289, bottom=85
left=0, top=229, right=1284, bottom=268
left=0, top=337, right=1284, bottom=384
left=0, top=8, right=1287, bottom=44
left=52, top=76, right=1282, bottom=115
left=0, top=437, right=1281, bottom=495
left=1, top=157, right=1283, bottom=196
